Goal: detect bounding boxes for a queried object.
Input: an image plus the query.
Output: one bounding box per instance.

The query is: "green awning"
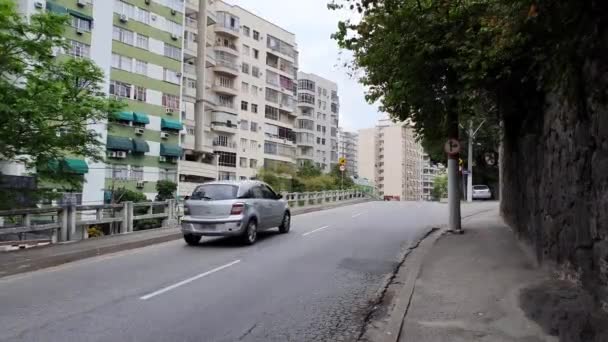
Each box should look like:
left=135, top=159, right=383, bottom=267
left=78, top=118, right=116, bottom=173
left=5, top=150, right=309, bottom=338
left=106, top=135, right=132, bottom=151
left=46, top=2, right=68, bottom=14
left=133, top=112, right=150, bottom=124
left=161, top=118, right=183, bottom=131
left=111, top=111, right=134, bottom=122
left=64, top=159, right=89, bottom=174
left=132, top=139, right=150, bottom=153
left=160, top=144, right=182, bottom=157
left=67, top=9, right=93, bottom=21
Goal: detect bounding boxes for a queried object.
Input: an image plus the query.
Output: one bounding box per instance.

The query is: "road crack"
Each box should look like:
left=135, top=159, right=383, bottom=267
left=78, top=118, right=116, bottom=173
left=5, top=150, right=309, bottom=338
left=238, top=323, right=258, bottom=340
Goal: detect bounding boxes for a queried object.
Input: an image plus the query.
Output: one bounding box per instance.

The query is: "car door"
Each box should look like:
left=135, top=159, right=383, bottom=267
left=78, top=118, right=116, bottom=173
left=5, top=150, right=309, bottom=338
left=249, top=185, right=271, bottom=229
left=260, top=185, right=283, bottom=227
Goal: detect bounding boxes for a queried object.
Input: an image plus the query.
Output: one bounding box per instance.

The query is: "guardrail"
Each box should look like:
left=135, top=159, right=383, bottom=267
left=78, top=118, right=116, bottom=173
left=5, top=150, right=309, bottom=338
left=0, top=190, right=369, bottom=247
left=0, top=200, right=178, bottom=245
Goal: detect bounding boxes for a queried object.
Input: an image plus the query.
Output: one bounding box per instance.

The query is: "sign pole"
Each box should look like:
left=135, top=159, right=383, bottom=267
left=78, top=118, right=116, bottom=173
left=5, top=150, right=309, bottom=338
left=445, top=138, right=462, bottom=233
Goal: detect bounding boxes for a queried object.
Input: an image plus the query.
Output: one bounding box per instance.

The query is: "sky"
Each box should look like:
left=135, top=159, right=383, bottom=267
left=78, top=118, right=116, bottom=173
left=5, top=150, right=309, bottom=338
left=226, top=0, right=385, bottom=132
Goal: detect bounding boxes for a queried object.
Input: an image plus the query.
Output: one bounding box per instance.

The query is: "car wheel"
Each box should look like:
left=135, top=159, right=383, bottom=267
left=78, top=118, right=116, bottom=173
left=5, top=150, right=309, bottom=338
left=242, top=220, right=257, bottom=245
left=184, top=234, right=201, bottom=246
left=278, top=212, right=291, bottom=234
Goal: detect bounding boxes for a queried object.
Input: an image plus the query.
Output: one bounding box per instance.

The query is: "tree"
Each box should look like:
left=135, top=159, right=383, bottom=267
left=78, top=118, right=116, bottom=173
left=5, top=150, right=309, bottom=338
left=112, top=188, right=147, bottom=203
left=431, top=175, right=448, bottom=201
left=156, top=180, right=177, bottom=201
left=0, top=2, right=121, bottom=206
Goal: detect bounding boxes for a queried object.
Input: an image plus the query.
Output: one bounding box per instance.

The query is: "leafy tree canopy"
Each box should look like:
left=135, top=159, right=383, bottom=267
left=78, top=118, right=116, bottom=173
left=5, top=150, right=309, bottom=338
left=156, top=180, right=177, bottom=201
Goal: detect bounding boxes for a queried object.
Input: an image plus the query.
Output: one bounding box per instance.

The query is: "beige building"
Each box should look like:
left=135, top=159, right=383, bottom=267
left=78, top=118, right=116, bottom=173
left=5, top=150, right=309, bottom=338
left=338, top=128, right=358, bottom=177
left=357, top=119, right=425, bottom=200
left=179, top=0, right=298, bottom=196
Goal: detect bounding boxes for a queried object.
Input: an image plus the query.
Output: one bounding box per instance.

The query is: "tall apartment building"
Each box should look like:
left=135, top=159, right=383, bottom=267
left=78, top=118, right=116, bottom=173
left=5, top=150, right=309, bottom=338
left=180, top=0, right=299, bottom=196
left=358, top=119, right=425, bottom=200
left=14, top=0, right=187, bottom=203
left=421, top=154, right=445, bottom=200
left=338, top=128, right=358, bottom=177
left=295, top=72, right=340, bottom=173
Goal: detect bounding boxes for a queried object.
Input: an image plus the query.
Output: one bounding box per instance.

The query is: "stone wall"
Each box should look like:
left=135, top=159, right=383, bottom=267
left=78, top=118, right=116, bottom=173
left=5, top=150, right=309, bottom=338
left=500, top=54, right=608, bottom=302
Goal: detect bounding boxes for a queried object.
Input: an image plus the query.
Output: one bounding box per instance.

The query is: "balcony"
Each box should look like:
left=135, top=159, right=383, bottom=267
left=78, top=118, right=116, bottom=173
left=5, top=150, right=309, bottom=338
left=212, top=138, right=238, bottom=151
left=211, top=111, right=238, bottom=134
left=213, top=58, right=239, bottom=77
left=185, top=0, right=216, bottom=26
left=212, top=77, right=238, bottom=96
left=215, top=96, right=237, bottom=114
left=214, top=20, right=240, bottom=38
left=211, top=122, right=238, bottom=134
left=214, top=41, right=238, bottom=56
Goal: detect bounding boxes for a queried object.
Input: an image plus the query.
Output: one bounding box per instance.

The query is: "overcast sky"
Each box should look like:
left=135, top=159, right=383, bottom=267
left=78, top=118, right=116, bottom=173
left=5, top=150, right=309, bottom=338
left=226, top=0, right=385, bottom=132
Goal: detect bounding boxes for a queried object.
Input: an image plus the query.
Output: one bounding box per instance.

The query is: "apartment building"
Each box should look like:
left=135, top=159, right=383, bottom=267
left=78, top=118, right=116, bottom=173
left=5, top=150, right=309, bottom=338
left=421, top=154, right=445, bottom=200
left=180, top=0, right=298, bottom=196
left=295, top=72, right=339, bottom=173
left=338, top=128, right=358, bottom=177
left=14, top=0, right=187, bottom=203
left=357, top=119, right=425, bottom=200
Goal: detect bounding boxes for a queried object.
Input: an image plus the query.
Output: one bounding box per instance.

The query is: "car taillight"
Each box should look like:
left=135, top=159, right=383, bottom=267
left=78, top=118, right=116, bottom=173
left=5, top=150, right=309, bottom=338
left=230, top=203, right=245, bottom=215
left=183, top=205, right=190, bottom=215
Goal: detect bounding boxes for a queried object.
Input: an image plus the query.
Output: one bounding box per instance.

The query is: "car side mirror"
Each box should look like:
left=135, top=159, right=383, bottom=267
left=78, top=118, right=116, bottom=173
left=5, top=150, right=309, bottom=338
left=276, top=194, right=283, bottom=200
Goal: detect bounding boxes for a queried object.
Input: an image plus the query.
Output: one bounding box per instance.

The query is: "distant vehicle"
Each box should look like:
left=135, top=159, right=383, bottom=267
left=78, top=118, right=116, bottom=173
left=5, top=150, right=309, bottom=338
left=472, top=185, right=492, bottom=200
left=181, top=181, right=291, bottom=246
left=383, top=195, right=401, bottom=201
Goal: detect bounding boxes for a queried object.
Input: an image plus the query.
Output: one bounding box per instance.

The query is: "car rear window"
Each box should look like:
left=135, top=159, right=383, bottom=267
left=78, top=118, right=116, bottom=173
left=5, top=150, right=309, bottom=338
left=191, top=185, right=238, bottom=200
left=473, top=185, right=489, bottom=190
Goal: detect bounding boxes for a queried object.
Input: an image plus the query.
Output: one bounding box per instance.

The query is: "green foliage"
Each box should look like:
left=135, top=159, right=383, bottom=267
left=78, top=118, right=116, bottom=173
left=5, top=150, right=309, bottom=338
left=0, top=1, right=122, bottom=204
left=431, top=175, right=448, bottom=201
left=87, top=226, right=104, bottom=238
left=330, top=0, right=603, bottom=157
left=112, top=188, right=147, bottom=203
left=257, top=163, right=356, bottom=192
left=156, top=180, right=177, bottom=201
left=296, top=161, right=322, bottom=178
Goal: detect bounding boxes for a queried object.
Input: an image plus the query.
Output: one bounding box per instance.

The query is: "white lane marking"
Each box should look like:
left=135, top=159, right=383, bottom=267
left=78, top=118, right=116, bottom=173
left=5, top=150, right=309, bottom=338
left=140, top=260, right=241, bottom=300
left=352, top=213, right=363, bottom=218
left=302, top=226, right=330, bottom=237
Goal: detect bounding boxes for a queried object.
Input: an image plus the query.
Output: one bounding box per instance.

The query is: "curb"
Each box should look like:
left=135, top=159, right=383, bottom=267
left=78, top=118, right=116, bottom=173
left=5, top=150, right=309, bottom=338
left=359, top=226, right=444, bottom=342
left=0, top=199, right=372, bottom=279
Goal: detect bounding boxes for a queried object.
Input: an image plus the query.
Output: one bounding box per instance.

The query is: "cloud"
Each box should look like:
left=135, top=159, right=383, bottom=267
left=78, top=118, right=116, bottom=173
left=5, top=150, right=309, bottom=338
left=226, top=0, right=383, bottom=131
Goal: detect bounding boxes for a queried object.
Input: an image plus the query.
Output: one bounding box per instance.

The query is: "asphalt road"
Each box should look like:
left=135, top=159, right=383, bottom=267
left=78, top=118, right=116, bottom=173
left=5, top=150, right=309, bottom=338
left=0, top=201, right=494, bottom=342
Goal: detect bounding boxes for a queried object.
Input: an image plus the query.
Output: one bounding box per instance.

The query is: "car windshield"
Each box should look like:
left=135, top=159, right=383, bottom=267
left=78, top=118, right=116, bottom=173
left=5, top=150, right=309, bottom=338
left=473, top=185, right=489, bottom=190
left=190, top=184, right=238, bottom=200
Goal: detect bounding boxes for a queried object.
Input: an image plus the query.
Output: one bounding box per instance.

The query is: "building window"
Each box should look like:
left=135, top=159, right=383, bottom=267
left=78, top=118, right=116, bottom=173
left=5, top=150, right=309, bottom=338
left=242, top=25, right=250, bottom=36
left=166, top=20, right=183, bottom=36
left=162, top=93, right=180, bottom=110
left=298, top=93, right=315, bottom=104
left=217, top=152, right=237, bottom=167
left=253, top=30, right=260, bottom=40
left=240, top=157, right=248, bottom=168
left=164, top=44, right=181, bottom=60
left=251, top=104, right=258, bottom=113
left=71, top=15, right=91, bottom=31
left=136, top=7, right=150, bottom=24
left=240, top=138, right=247, bottom=149
left=112, top=54, right=132, bottom=71
left=240, top=120, right=249, bottom=130
left=250, top=159, right=257, bottom=168
left=186, top=125, right=195, bottom=135
left=241, top=101, right=248, bottom=111
left=109, top=80, right=131, bottom=98
left=242, top=44, right=250, bottom=56
left=136, top=34, right=149, bottom=49
left=317, top=137, right=321, bottom=144
left=241, top=82, right=249, bottom=93
left=322, top=138, right=326, bottom=145
left=298, top=79, right=315, bottom=91
left=113, top=26, right=134, bottom=45
left=164, top=69, right=180, bottom=84
left=186, top=78, right=196, bottom=89
left=130, top=166, right=144, bottom=181
left=242, top=62, right=249, bottom=74
left=317, top=125, right=321, bottom=132
left=110, top=165, right=129, bottom=180
left=251, top=85, right=258, bottom=96
left=252, top=66, right=260, bottom=78
left=250, top=140, right=258, bottom=151
left=253, top=48, right=259, bottom=59
left=135, top=59, right=147, bottom=75
left=68, top=40, right=90, bottom=58
left=250, top=122, right=258, bottom=132
left=134, top=86, right=146, bottom=102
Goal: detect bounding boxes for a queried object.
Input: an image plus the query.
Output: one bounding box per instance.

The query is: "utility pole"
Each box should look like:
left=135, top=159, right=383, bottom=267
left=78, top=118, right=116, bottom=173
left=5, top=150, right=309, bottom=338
left=194, top=0, right=208, bottom=152
left=466, top=119, right=485, bottom=202
left=446, top=110, right=462, bottom=233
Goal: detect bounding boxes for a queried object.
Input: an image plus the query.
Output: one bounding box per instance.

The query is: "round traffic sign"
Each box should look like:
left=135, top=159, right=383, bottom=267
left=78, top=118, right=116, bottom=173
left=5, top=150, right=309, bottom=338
left=444, top=139, right=461, bottom=155
left=339, top=165, right=346, bottom=172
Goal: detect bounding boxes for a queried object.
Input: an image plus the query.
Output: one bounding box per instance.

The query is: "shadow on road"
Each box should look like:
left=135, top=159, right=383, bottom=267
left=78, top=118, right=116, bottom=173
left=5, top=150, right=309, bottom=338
left=188, top=230, right=283, bottom=248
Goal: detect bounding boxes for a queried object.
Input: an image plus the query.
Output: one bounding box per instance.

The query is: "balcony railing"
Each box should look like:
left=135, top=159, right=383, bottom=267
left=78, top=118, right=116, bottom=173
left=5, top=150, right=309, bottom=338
left=212, top=139, right=237, bottom=148
left=214, top=41, right=238, bottom=53
left=216, top=58, right=239, bottom=71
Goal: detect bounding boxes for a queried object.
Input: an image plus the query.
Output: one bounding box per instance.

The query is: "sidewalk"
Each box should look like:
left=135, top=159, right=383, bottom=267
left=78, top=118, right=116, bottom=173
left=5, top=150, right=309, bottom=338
left=400, top=209, right=555, bottom=342
left=0, top=198, right=370, bottom=279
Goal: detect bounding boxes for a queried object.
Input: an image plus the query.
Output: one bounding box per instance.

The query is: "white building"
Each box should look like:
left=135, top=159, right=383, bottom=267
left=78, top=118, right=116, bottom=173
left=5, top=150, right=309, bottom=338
left=422, top=154, right=445, bottom=200
left=357, top=119, right=425, bottom=200
left=295, top=72, right=339, bottom=173
left=180, top=0, right=299, bottom=196
left=338, top=128, right=358, bottom=177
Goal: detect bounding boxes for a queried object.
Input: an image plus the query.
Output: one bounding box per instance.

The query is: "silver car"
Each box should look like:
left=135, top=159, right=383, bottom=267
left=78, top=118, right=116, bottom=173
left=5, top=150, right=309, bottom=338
left=181, top=181, right=291, bottom=245
left=472, top=185, right=492, bottom=200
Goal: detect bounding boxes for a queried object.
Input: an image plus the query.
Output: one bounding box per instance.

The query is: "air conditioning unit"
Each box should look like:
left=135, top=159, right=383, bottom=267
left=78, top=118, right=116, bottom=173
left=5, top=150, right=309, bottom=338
left=171, top=33, right=179, bottom=40
left=159, top=156, right=167, bottom=162
left=176, top=72, right=182, bottom=77
left=161, top=132, right=170, bottom=139
left=134, top=128, right=144, bottom=135
left=171, top=9, right=177, bottom=15
left=116, top=151, right=127, bottom=159
left=151, top=14, right=157, bottom=21
left=76, top=28, right=83, bottom=35
left=165, top=108, right=174, bottom=114
left=76, top=0, right=86, bottom=7
left=136, top=181, right=145, bottom=189
left=34, top=1, right=43, bottom=9
left=107, top=151, right=117, bottom=158
left=119, top=14, right=128, bottom=23
left=170, top=158, right=178, bottom=164
left=144, top=0, right=150, bottom=4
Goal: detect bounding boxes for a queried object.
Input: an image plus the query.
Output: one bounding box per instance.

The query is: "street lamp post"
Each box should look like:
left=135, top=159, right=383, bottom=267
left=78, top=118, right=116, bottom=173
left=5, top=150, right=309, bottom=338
left=466, top=120, right=485, bottom=202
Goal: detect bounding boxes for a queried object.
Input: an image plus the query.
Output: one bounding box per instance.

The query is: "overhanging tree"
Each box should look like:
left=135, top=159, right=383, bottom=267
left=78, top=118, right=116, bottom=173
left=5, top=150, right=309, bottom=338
left=0, top=1, right=121, bottom=207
